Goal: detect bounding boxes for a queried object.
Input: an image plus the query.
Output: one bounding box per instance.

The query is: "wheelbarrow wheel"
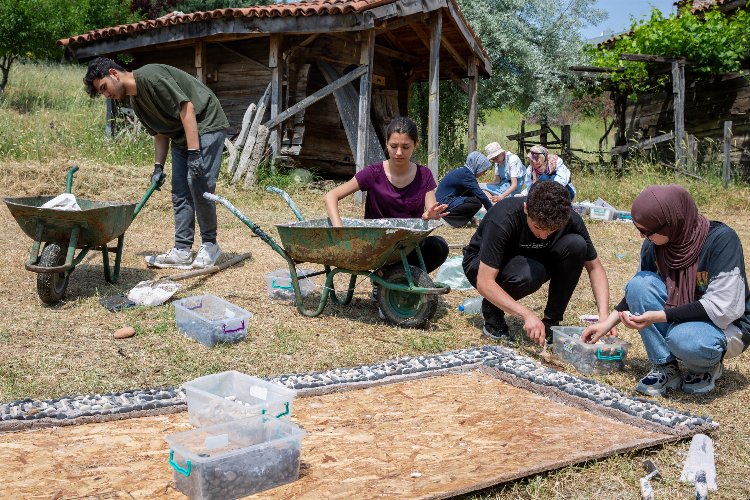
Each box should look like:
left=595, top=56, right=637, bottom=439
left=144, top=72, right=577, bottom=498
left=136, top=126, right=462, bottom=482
left=37, top=243, right=70, bottom=304
left=377, top=265, right=437, bottom=328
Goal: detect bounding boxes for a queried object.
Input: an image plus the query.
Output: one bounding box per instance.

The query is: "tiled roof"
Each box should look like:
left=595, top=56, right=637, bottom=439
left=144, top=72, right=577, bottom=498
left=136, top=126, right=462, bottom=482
left=60, top=0, right=398, bottom=46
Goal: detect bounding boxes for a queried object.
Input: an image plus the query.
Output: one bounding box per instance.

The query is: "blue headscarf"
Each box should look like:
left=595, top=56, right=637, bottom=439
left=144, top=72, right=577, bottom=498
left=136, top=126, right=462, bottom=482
left=464, top=151, right=491, bottom=176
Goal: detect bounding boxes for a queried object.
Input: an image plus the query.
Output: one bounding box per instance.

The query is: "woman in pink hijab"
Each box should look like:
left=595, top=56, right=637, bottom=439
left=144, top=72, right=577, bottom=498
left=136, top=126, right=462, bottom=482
left=583, top=185, right=749, bottom=396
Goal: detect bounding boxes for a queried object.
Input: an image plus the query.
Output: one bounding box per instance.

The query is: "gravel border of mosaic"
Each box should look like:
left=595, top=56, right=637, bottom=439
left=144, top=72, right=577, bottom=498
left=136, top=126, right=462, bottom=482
left=0, top=346, right=717, bottom=434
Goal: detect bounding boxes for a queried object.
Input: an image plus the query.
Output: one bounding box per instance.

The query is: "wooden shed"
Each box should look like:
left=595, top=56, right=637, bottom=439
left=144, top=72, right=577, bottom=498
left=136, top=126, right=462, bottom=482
left=603, top=0, right=750, bottom=178
left=58, top=0, right=492, bottom=179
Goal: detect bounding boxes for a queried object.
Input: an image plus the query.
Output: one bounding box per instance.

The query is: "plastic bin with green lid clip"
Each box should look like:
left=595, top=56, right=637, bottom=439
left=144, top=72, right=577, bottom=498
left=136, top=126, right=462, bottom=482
left=182, top=371, right=296, bottom=427
left=166, top=415, right=305, bottom=499
left=552, top=326, right=630, bottom=374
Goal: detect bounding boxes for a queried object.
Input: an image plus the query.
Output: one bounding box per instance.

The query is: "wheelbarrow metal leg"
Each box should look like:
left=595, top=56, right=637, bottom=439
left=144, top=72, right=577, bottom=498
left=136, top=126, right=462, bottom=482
left=102, top=234, right=125, bottom=284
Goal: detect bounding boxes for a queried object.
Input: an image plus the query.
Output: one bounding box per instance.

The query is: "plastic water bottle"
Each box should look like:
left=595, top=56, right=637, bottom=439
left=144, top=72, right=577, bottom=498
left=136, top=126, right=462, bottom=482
left=458, top=296, right=483, bottom=314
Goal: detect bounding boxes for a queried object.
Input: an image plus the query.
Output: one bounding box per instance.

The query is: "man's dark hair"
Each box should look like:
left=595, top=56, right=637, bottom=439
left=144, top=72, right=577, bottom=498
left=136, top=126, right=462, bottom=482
left=83, top=57, right=126, bottom=98
left=526, top=181, right=571, bottom=230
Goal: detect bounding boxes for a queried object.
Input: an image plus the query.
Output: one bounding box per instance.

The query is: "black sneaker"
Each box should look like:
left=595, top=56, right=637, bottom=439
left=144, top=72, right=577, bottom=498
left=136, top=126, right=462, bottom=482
left=482, top=318, right=511, bottom=341
left=542, top=319, right=559, bottom=345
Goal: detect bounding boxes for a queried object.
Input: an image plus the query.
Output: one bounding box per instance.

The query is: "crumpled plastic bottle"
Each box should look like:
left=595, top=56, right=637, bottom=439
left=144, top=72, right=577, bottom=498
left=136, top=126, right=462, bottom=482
left=457, top=296, right=483, bottom=314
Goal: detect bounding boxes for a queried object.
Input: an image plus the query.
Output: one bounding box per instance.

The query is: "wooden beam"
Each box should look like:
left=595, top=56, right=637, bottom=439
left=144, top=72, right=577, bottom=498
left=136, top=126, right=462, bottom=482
left=428, top=10, right=441, bottom=181
left=467, top=55, right=477, bottom=152
left=444, top=0, right=492, bottom=75
left=374, top=43, right=421, bottom=65
left=410, top=19, right=466, bottom=72
left=264, top=66, right=367, bottom=130
left=449, top=72, right=467, bottom=93
left=194, top=40, right=206, bottom=83
left=620, top=53, right=687, bottom=64
left=217, top=43, right=269, bottom=71
left=568, top=65, right=623, bottom=73
left=269, top=34, right=282, bottom=167
left=356, top=29, right=375, bottom=186
left=672, top=60, right=686, bottom=169
left=610, top=131, right=674, bottom=155
left=723, top=120, right=732, bottom=188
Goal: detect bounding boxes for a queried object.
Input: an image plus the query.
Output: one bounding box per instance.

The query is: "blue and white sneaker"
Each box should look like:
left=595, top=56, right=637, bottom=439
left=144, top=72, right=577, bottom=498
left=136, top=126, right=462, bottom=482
left=635, top=361, right=681, bottom=396
left=682, top=363, right=723, bottom=395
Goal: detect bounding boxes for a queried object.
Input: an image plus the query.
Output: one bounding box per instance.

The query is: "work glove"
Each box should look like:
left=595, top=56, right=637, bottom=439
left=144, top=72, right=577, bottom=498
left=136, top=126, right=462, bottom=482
left=150, top=163, right=166, bottom=190
left=187, top=148, right=205, bottom=177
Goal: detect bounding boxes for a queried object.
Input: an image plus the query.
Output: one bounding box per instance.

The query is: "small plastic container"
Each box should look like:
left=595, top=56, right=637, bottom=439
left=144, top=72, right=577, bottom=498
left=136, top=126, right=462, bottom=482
left=182, top=371, right=296, bottom=427
left=552, top=326, right=630, bottom=374
left=174, top=295, right=251, bottom=347
left=579, top=314, right=599, bottom=326
left=166, top=415, right=305, bottom=499
left=589, top=206, right=616, bottom=221
left=615, top=210, right=633, bottom=221
left=266, top=268, right=316, bottom=300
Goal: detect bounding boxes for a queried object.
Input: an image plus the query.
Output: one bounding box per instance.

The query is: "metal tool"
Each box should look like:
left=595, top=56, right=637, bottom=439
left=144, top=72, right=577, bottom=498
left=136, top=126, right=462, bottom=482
left=680, top=434, right=717, bottom=499
left=639, top=459, right=661, bottom=500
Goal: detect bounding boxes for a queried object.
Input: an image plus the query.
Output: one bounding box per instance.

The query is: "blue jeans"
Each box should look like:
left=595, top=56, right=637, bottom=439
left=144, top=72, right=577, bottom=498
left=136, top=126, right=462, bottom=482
left=624, top=271, right=726, bottom=371
left=485, top=180, right=522, bottom=196
left=171, top=130, right=226, bottom=249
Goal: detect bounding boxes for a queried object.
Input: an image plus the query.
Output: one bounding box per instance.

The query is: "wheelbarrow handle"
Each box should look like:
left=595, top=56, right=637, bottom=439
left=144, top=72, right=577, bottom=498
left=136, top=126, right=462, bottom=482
left=265, top=186, right=305, bottom=221
left=132, top=180, right=161, bottom=219
left=65, top=165, right=79, bottom=194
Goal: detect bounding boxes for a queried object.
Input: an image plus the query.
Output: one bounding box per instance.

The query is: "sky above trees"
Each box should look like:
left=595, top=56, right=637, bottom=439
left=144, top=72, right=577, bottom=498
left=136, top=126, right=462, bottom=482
left=580, top=0, right=676, bottom=39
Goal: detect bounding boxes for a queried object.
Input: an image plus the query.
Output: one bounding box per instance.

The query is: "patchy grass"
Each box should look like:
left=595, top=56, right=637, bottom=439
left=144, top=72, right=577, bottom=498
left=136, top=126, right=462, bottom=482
left=1, top=61, right=749, bottom=499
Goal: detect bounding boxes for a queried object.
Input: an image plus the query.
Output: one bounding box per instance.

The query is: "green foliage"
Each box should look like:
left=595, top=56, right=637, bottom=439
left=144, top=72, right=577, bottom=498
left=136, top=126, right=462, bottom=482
left=409, top=0, right=604, bottom=164
left=592, top=5, right=750, bottom=96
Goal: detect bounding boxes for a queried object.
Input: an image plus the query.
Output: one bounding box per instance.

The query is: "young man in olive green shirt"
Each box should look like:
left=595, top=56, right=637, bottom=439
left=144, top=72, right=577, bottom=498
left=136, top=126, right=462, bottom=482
left=84, top=57, right=229, bottom=269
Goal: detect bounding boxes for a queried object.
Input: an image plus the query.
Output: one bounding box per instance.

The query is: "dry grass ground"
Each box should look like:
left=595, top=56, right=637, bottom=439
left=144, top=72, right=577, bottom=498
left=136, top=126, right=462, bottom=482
left=1, top=159, right=749, bottom=499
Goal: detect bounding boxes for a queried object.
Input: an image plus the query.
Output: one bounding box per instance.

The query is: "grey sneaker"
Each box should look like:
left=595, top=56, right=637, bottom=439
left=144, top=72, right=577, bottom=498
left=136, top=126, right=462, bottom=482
left=192, top=242, right=221, bottom=268
left=682, top=363, right=723, bottom=395
left=145, top=247, right=193, bottom=269
left=635, top=361, right=681, bottom=396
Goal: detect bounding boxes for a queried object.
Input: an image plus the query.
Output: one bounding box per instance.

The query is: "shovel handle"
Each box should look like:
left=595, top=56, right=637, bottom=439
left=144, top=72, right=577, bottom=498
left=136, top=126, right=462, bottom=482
left=161, top=252, right=251, bottom=282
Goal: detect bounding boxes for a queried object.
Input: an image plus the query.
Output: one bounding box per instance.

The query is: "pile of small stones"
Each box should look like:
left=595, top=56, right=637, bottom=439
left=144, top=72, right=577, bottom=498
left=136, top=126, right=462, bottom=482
left=0, top=346, right=714, bottom=432
left=0, top=387, right=181, bottom=422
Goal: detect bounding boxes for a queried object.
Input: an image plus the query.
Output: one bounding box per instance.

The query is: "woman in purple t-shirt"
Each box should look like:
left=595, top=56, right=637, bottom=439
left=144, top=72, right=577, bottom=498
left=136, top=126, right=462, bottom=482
left=324, top=117, right=449, bottom=272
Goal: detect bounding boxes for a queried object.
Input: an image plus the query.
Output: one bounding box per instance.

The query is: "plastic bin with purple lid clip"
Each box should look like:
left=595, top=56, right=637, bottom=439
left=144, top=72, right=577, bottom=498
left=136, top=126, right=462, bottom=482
left=174, top=294, right=252, bottom=347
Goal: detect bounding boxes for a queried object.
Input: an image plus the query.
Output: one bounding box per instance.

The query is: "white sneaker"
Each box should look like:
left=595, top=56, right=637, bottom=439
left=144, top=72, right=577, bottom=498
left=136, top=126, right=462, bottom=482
left=635, top=362, right=681, bottom=396
left=682, top=363, right=724, bottom=395
left=145, top=247, right=193, bottom=269
left=192, top=242, right=221, bottom=268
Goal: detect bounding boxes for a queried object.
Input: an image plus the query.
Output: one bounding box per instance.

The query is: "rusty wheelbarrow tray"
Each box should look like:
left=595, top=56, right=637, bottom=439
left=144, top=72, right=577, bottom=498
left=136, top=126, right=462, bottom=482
left=4, top=166, right=159, bottom=304
left=206, top=190, right=450, bottom=328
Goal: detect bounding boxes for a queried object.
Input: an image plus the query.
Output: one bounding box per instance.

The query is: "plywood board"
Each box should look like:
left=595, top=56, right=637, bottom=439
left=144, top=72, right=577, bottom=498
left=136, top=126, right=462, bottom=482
left=0, top=371, right=672, bottom=499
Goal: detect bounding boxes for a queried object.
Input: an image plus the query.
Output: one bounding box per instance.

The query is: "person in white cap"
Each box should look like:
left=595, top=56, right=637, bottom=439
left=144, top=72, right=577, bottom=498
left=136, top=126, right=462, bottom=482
left=483, top=142, right=525, bottom=202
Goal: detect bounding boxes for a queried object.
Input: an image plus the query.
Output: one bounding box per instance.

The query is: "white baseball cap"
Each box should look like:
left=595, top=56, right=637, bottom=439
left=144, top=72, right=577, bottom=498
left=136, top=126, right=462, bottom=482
left=484, top=142, right=506, bottom=160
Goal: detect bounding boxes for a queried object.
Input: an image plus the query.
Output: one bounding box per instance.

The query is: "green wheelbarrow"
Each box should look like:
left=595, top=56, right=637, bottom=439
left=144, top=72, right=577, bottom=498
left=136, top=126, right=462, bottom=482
left=205, top=189, right=450, bottom=328
left=4, top=166, right=159, bottom=304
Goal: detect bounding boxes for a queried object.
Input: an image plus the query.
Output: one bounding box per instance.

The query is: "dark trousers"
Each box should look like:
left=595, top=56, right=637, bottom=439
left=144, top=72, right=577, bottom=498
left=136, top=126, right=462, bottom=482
left=443, top=197, right=483, bottom=228
left=408, top=235, right=449, bottom=273
left=463, top=233, right=587, bottom=329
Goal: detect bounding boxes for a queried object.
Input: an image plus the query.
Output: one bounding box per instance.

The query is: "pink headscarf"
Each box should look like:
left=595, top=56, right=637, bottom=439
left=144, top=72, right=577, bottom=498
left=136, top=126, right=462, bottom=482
left=631, top=185, right=709, bottom=307
left=528, top=145, right=559, bottom=181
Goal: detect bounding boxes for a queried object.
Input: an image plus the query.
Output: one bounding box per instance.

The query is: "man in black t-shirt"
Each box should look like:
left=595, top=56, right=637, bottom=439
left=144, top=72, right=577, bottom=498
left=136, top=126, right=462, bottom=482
left=462, top=181, right=615, bottom=345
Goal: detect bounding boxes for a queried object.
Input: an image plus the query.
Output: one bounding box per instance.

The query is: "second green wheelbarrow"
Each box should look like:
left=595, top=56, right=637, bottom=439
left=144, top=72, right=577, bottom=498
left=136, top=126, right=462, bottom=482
left=205, top=191, right=450, bottom=328
left=4, top=166, right=159, bottom=304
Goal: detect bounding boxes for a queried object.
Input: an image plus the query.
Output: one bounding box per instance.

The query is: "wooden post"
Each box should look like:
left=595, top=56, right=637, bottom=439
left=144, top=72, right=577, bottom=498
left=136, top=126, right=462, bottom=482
left=686, top=134, right=698, bottom=173
left=194, top=40, right=206, bottom=84
left=539, top=116, right=548, bottom=147
left=427, top=10, right=442, bottom=182
left=467, top=55, right=478, bottom=152
left=269, top=34, right=282, bottom=172
left=723, top=120, right=732, bottom=188
left=672, top=60, right=685, bottom=169
left=561, top=124, right=571, bottom=160
left=518, top=119, right=525, bottom=156
left=356, top=29, right=375, bottom=203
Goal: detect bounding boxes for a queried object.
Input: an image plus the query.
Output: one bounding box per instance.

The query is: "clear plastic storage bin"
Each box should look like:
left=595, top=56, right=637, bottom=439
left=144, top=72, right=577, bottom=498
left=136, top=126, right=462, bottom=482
left=174, top=295, right=251, bottom=347
left=182, top=371, right=296, bottom=427
left=266, top=268, right=316, bottom=300
left=552, top=326, right=630, bottom=374
left=166, top=415, right=305, bottom=500
left=589, top=206, right=616, bottom=221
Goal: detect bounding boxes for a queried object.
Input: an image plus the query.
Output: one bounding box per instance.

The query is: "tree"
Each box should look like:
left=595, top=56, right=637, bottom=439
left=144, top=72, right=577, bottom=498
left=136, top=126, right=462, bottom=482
left=0, top=0, right=137, bottom=98
left=410, top=0, right=605, bottom=165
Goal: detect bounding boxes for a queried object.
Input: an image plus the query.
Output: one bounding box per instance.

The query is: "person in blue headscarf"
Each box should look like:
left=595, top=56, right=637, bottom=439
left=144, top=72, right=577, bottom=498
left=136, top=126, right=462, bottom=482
left=436, top=151, right=493, bottom=227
